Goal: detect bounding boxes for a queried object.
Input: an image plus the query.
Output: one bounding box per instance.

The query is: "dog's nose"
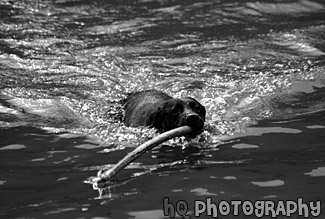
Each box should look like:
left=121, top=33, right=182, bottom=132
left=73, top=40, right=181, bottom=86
left=186, top=114, right=204, bottom=130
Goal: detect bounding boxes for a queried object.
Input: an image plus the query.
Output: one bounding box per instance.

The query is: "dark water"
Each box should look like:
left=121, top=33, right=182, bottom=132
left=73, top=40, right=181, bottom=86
left=1, top=0, right=325, bottom=218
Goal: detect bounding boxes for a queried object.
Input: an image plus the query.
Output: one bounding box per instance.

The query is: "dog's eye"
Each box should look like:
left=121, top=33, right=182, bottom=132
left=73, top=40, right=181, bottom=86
left=189, top=101, right=199, bottom=111
left=189, top=101, right=196, bottom=108
left=171, top=107, right=181, bottom=115
left=191, top=103, right=203, bottom=115
left=194, top=106, right=202, bottom=114
left=171, top=103, right=183, bottom=115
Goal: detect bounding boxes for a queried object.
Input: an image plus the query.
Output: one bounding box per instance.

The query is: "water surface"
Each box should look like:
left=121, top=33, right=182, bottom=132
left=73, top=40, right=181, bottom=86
left=1, top=0, right=325, bottom=218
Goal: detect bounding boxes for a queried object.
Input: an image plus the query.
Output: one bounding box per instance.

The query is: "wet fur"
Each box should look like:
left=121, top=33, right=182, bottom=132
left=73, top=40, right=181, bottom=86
left=124, top=90, right=206, bottom=134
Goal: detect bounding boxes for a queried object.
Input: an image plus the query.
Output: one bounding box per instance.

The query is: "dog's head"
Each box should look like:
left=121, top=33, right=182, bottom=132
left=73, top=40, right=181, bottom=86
left=148, top=97, right=206, bottom=134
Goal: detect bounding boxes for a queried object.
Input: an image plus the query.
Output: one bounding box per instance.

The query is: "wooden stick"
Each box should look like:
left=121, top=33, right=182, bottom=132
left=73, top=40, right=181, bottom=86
left=92, top=126, right=193, bottom=189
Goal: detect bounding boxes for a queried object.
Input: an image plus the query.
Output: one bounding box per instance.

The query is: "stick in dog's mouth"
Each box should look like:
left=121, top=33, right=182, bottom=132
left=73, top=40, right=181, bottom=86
left=90, top=125, right=193, bottom=190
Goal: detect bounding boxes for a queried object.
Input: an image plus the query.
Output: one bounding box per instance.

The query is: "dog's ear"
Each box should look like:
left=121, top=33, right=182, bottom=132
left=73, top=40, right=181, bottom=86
left=148, top=106, right=162, bottom=128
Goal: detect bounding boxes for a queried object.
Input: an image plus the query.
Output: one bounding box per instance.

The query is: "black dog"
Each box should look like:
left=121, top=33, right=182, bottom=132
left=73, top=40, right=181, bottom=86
left=124, top=90, right=206, bottom=135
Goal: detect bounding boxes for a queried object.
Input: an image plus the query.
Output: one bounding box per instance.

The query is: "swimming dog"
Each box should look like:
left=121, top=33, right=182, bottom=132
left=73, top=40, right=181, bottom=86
left=124, top=90, right=205, bottom=135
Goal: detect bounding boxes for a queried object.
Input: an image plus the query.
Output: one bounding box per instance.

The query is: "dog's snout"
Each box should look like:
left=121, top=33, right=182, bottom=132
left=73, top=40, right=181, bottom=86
left=186, top=114, right=204, bottom=130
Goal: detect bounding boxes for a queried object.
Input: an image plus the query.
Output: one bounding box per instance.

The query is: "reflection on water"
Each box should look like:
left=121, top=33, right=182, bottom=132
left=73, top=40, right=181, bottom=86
left=1, top=0, right=325, bottom=218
